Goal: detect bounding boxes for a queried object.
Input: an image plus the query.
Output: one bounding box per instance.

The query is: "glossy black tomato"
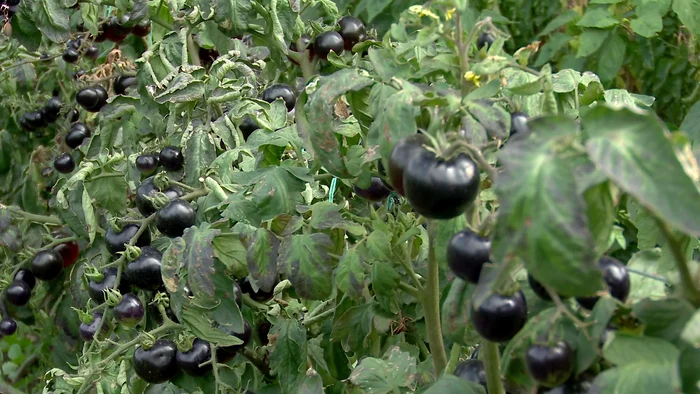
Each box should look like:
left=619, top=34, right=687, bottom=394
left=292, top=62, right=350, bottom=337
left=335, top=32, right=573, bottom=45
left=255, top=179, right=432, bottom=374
left=44, top=97, right=63, bottom=122
left=67, top=37, right=83, bottom=50
left=114, top=75, right=137, bottom=95
left=156, top=199, right=196, bottom=237
left=239, top=116, right=259, bottom=140
left=388, top=134, right=428, bottom=196
left=131, top=20, right=151, bottom=37
left=14, top=269, right=36, bottom=290
left=54, top=153, right=76, bottom=174
left=454, top=359, right=487, bottom=389
left=477, top=32, right=495, bottom=50
left=125, top=246, right=163, bottom=290
left=354, top=177, right=391, bottom=201
left=6, top=280, right=31, bottom=306
left=232, top=281, right=242, bottom=308
left=85, top=45, right=99, bottom=60
left=510, top=112, right=528, bottom=137
left=257, top=321, right=271, bottom=346
left=176, top=338, right=212, bottom=376
left=65, top=122, right=91, bottom=149
left=528, top=274, right=552, bottom=301
left=31, top=250, right=64, bottom=281
left=24, top=111, right=46, bottom=130
left=67, top=108, right=80, bottom=123
left=105, top=223, right=151, bottom=256
left=62, top=48, right=80, bottom=63
left=79, top=312, right=104, bottom=341
left=0, top=318, right=17, bottom=336
left=54, top=241, right=80, bottom=267
left=133, top=339, right=179, bottom=383
left=314, top=31, right=344, bottom=60
left=88, top=267, right=131, bottom=303
left=261, top=84, right=296, bottom=112
left=471, top=291, right=527, bottom=342
left=135, top=176, right=184, bottom=217
left=239, top=277, right=275, bottom=302
left=576, top=256, right=630, bottom=310
left=135, top=154, right=159, bottom=174
left=447, top=229, right=491, bottom=283
left=218, top=320, right=252, bottom=362
left=73, top=69, right=86, bottom=80
left=403, top=149, right=480, bottom=219
left=159, top=146, right=184, bottom=171
left=526, top=341, right=574, bottom=387
left=76, top=86, right=108, bottom=112
left=338, top=16, right=367, bottom=51
left=105, top=16, right=130, bottom=42
left=114, top=293, right=144, bottom=326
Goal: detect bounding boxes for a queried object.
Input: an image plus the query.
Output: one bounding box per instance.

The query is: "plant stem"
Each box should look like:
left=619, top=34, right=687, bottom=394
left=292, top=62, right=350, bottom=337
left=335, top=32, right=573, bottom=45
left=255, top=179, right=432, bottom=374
left=242, top=348, right=273, bottom=380
left=397, top=282, right=421, bottom=299
left=181, top=187, right=211, bottom=202
left=4, top=205, right=62, bottom=225
left=483, top=341, right=505, bottom=394
left=41, top=236, right=78, bottom=250
left=302, top=308, right=334, bottom=326
left=186, top=32, right=201, bottom=67
left=169, top=180, right=196, bottom=192
left=455, top=13, right=469, bottom=96
left=423, top=220, right=448, bottom=377
left=445, top=343, right=462, bottom=374
left=656, top=218, right=700, bottom=305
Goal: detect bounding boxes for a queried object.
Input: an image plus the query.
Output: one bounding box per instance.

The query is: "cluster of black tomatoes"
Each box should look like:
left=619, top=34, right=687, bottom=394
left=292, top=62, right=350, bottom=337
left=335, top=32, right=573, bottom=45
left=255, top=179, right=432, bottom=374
left=289, top=16, right=367, bottom=62
left=94, top=15, right=151, bottom=43
left=18, top=96, right=76, bottom=134
left=62, top=36, right=99, bottom=64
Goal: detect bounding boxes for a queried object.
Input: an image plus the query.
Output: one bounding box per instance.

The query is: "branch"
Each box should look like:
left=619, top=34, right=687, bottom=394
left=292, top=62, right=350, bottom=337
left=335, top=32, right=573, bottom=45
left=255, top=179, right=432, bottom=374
left=656, top=218, right=700, bottom=305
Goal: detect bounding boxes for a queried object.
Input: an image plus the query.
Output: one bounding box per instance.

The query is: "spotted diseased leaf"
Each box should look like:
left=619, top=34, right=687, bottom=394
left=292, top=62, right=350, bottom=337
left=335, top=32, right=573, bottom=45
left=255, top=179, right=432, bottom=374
left=270, top=319, right=308, bottom=393
left=465, top=100, right=511, bottom=140
left=211, top=0, right=251, bottom=35
left=246, top=228, right=279, bottom=293
left=184, top=129, right=216, bottom=185
left=335, top=247, right=366, bottom=298
left=182, top=223, right=221, bottom=304
left=349, top=346, right=417, bottom=393
left=280, top=233, right=333, bottom=300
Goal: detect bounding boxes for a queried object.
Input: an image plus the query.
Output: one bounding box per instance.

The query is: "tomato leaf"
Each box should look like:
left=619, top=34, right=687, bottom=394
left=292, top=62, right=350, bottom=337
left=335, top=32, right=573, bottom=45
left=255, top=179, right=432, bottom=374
left=441, top=278, right=477, bottom=345
left=335, top=247, right=367, bottom=298
left=348, top=346, right=417, bottom=393
left=183, top=128, right=216, bottom=186
left=634, top=297, right=695, bottom=345
left=604, top=333, right=679, bottom=366
left=182, top=224, right=220, bottom=302
left=279, top=233, right=333, bottom=300
left=270, top=319, right=308, bottom=393
left=246, top=228, right=279, bottom=293
left=423, top=375, right=486, bottom=394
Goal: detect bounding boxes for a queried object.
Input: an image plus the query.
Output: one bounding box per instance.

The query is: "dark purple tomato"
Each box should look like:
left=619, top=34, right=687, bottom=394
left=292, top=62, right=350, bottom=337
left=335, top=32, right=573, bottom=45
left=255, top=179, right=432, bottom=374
left=24, top=111, right=46, bottom=130
left=155, top=199, right=196, bottom=238
left=131, top=20, right=151, bottom=37
left=338, top=16, right=367, bottom=51
left=133, top=339, right=179, bottom=383
left=388, top=134, right=428, bottom=196
left=403, top=149, right=480, bottom=219
left=88, top=267, right=131, bottom=303
left=471, top=291, right=527, bottom=342
left=0, top=318, right=17, bottom=336
left=135, top=176, right=184, bottom=217
left=454, top=359, right=487, bottom=390
left=510, top=112, right=529, bottom=137
left=526, top=341, right=574, bottom=387
left=31, top=250, right=64, bottom=281
left=125, top=246, right=163, bottom=291
left=5, top=280, right=31, bottom=306
left=314, top=31, right=344, bottom=60
left=75, top=86, right=108, bottom=112
left=528, top=274, right=552, bottom=301
left=54, top=241, right=80, bottom=268
left=477, top=32, right=495, bottom=50
left=261, top=84, right=295, bottom=112
left=67, top=37, right=83, bottom=50
left=14, top=269, right=36, bottom=290
left=114, top=75, right=137, bottom=95
left=135, top=154, right=159, bottom=174
left=65, top=122, right=91, bottom=149
left=239, top=116, right=259, bottom=140
left=67, top=108, right=80, bottom=123
left=353, top=177, right=391, bottom=201
left=576, top=256, right=630, bottom=310
left=257, top=321, right=271, bottom=346
left=62, top=48, right=80, bottom=63
left=447, top=229, right=491, bottom=283
left=104, top=17, right=130, bottom=42
left=79, top=312, right=105, bottom=341
left=44, top=97, right=63, bottom=122
left=218, top=320, right=252, bottom=362
left=104, top=223, right=151, bottom=256
left=159, top=146, right=184, bottom=171
left=232, top=281, right=242, bottom=308
left=54, top=153, right=76, bottom=174
left=176, top=338, right=212, bottom=376
left=85, top=46, right=99, bottom=60
left=239, top=277, right=275, bottom=302
left=113, top=293, right=144, bottom=326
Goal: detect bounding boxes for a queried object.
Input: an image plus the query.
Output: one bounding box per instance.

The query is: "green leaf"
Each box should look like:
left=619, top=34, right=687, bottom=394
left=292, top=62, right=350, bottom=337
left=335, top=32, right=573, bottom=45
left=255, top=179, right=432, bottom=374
left=280, top=234, right=333, bottom=300
left=246, top=228, right=279, bottom=293
left=627, top=200, right=660, bottom=250
left=604, top=333, right=679, bottom=366
left=597, top=33, right=626, bottom=83
left=10, top=4, right=43, bottom=51
left=212, top=233, right=247, bottom=276
left=681, top=309, right=700, bottom=347
left=229, top=166, right=310, bottom=221
left=298, top=368, right=324, bottom=394
left=584, top=182, right=615, bottom=255
left=154, top=73, right=206, bottom=104
left=304, top=201, right=366, bottom=237
left=182, top=224, right=221, bottom=303
left=577, top=8, right=619, bottom=28
left=679, top=347, right=700, bottom=394
left=423, top=375, right=486, bottom=394
left=681, top=100, right=700, bottom=144
left=335, top=247, right=366, bottom=298
left=492, top=116, right=604, bottom=297
left=582, top=106, right=700, bottom=237
left=211, top=0, right=251, bottom=35
left=577, top=29, right=608, bottom=58
left=184, top=129, right=216, bottom=185
left=366, top=230, right=392, bottom=262
left=551, top=69, right=581, bottom=93
left=613, top=362, right=679, bottom=394
left=630, top=12, right=663, bottom=37
left=81, top=188, right=96, bottom=245
left=348, top=346, right=417, bottom=393
left=534, top=33, right=571, bottom=67
left=32, top=0, right=70, bottom=42
left=673, top=0, right=700, bottom=36
left=371, top=262, right=400, bottom=298
left=270, top=319, right=308, bottom=393
left=576, top=297, right=617, bottom=373
left=85, top=172, right=128, bottom=215
left=181, top=305, right=243, bottom=346
left=634, top=297, right=695, bottom=345
left=626, top=249, right=667, bottom=300
left=441, top=278, right=476, bottom=345
left=538, top=9, right=580, bottom=37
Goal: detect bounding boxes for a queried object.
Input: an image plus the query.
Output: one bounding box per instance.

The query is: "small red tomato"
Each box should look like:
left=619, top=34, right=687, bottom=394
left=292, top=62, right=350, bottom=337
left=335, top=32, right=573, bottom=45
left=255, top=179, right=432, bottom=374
left=54, top=241, right=80, bottom=267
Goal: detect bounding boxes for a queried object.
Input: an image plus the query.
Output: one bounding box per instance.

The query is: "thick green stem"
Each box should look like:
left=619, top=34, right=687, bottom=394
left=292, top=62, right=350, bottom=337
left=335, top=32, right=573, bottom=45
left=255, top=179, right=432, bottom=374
left=424, top=221, right=448, bottom=376
left=483, top=341, right=505, bottom=394
left=398, top=282, right=421, bottom=299
left=302, top=308, right=334, bottom=326
left=5, top=206, right=62, bottom=225
left=445, top=343, right=462, bottom=374
left=656, top=218, right=700, bottom=305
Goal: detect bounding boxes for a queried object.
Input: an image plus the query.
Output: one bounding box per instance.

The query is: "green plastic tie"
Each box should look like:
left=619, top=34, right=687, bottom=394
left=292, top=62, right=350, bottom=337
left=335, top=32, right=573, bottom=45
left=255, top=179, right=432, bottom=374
left=329, top=177, right=337, bottom=202
left=387, top=192, right=396, bottom=210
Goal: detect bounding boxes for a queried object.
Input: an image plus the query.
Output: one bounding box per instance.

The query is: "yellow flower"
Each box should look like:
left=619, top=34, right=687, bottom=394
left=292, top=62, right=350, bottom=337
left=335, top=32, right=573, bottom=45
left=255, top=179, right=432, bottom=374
left=445, top=8, right=456, bottom=20
left=464, top=71, right=481, bottom=87
left=408, top=5, right=440, bottom=20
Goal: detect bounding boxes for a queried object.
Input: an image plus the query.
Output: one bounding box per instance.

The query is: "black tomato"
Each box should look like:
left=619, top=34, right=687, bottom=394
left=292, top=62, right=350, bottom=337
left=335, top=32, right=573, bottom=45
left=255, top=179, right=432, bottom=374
left=477, top=32, right=495, bottom=50
left=338, top=16, right=367, bottom=51
left=73, top=69, right=86, bottom=80
left=105, top=17, right=130, bottom=42
left=576, top=256, right=630, bottom=310
left=135, top=154, right=159, bottom=174
left=159, top=146, right=184, bottom=171
left=24, top=111, right=46, bottom=130
left=0, top=318, right=17, bottom=336
left=454, top=359, right=487, bottom=389
left=75, top=86, right=108, bottom=112
left=44, top=97, right=63, bottom=122
left=131, top=20, right=151, bottom=37
left=510, top=112, right=529, bottom=137
left=176, top=338, right=213, bottom=376
left=471, top=291, right=527, bottom=343
left=62, top=48, right=80, bottom=63
left=403, top=149, right=480, bottom=219
left=104, top=223, right=152, bottom=256
left=67, top=37, right=82, bottom=50
left=155, top=199, right=196, bottom=238
left=257, top=321, right=271, bottom=346
left=114, top=75, right=137, bottom=95
left=5, top=280, right=31, bottom=306
left=218, top=320, right=252, bottom=362
left=54, top=241, right=80, bottom=267
left=239, top=116, right=259, bottom=140
left=354, top=177, right=391, bottom=201
left=239, top=277, right=275, bottom=302
left=447, top=229, right=491, bottom=283
left=88, top=267, right=131, bottom=303
left=232, top=280, right=242, bottom=308
left=289, top=34, right=313, bottom=64
left=314, top=31, right=344, bottom=60
left=528, top=274, right=552, bottom=301
left=526, top=341, right=574, bottom=387
left=31, top=250, right=64, bottom=281
left=79, top=312, right=104, bottom=341
left=135, top=176, right=184, bottom=217
left=65, top=122, right=91, bottom=149
left=85, top=46, right=99, bottom=60
left=54, top=153, right=76, bottom=174
left=133, top=339, right=179, bottom=383
left=113, top=293, right=144, bottom=327
left=388, top=134, right=428, bottom=196
left=67, top=108, right=80, bottom=123
left=125, top=246, right=164, bottom=290
left=14, top=269, right=36, bottom=290
left=261, top=84, right=296, bottom=112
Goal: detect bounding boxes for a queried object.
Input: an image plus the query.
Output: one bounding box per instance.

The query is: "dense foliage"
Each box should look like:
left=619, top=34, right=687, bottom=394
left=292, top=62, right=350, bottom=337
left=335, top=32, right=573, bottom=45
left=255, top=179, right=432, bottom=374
left=1, top=0, right=700, bottom=393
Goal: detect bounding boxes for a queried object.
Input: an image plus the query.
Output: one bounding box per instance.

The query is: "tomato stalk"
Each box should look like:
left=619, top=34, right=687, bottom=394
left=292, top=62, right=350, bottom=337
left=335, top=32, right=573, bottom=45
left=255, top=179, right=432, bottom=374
left=656, top=218, right=700, bottom=306
left=423, top=220, right=448, bottom=376
left=445, top=343, right=462, bottom=374
left=4, top=205, right=62, bottom=225
left=483, top=341, right=505, bottom=394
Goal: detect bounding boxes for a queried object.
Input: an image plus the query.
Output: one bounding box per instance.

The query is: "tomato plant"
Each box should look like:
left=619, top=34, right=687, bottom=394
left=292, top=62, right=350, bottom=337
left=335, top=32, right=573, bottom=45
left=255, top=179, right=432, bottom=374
left=1, top=0, right=700, bottom=393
